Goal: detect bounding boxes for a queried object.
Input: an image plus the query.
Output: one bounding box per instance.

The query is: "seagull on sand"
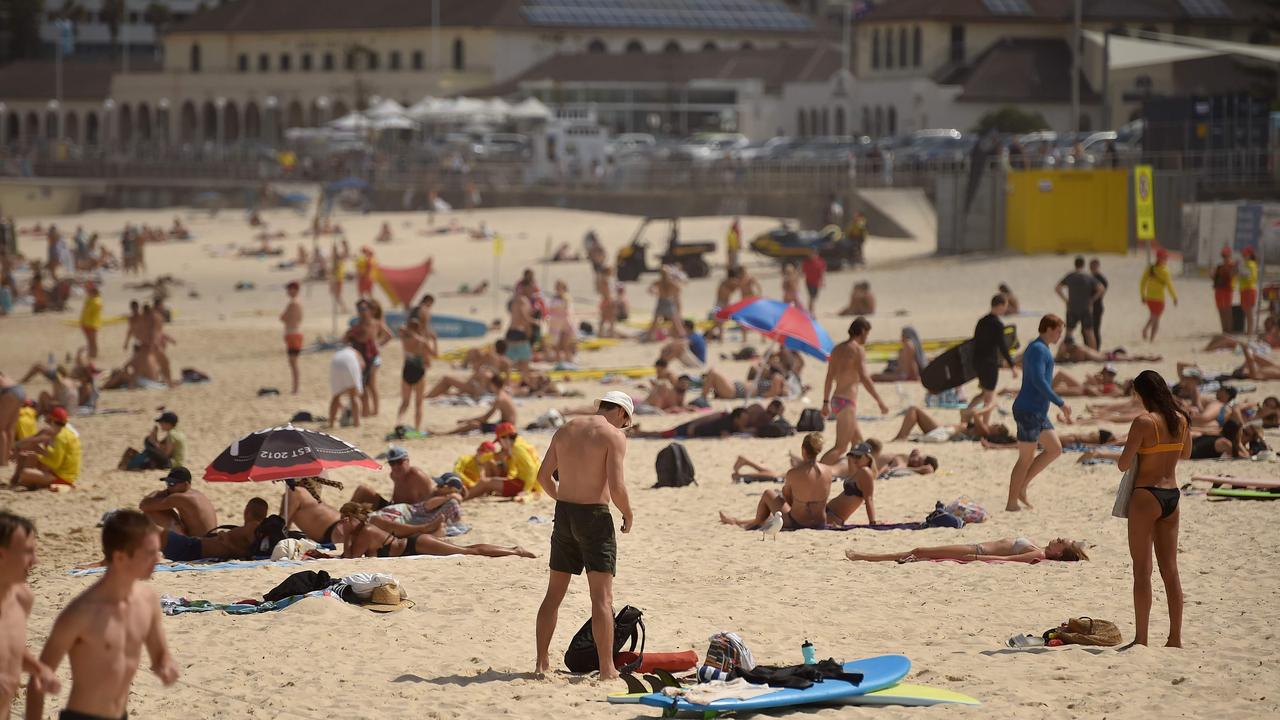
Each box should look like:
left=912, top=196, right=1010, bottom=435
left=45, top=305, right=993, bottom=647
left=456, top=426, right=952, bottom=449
left=761, top=511, right=784, bottom=541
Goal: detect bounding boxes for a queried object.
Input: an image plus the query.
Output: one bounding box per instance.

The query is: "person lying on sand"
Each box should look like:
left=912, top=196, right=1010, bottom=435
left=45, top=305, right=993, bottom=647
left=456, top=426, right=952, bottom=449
left=427, top=367, right=496, bottom=401
left=877, top=448, right=939, bottom=477
left=891, top=403, right=1013, bottom=444
left=980, top=428, right=1125, bottom=451
left=1055, top=337, right=1161, bottom=363
left=845, top=537, right=1088, bottom=563
left=838, top=281, right=875, bottom=316
left=367, top=493, right=464, bottom=539
left=631, top=408, right=749, bottom=439
left=440, top=374, right=516, bottom=434
left=720, top=433, right=833, bottom=530
left=281, top=478, right=344, bottom=545
left=1049, top=366, right=1128, bottom=398
left=1239, top=345, right=1280, bottom=380
left=19, top=363, right=83, bottom=415
left=700, top=366, right=751, bottom=400
left=138, top=468, right=214, bottom=537
left=338, top=502, right=533, bottom=559
left=161, top=498, right=269, bottom=562
left=460, top=340, right=512, bottom=373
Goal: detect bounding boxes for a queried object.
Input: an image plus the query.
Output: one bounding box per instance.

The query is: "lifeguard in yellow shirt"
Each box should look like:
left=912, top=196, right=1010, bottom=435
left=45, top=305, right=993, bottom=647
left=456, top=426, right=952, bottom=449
left=1239, top=246, right=1259, bottom=336
left=9, top=407, right=81, bottom=490
left=79, top=282, right=103, bottom=360
left=1140, top=248, right=1178, bottom=342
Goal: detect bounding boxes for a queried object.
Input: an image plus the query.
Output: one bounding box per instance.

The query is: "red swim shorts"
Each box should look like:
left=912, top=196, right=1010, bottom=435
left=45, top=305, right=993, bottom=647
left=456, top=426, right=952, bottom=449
left=1214, top=288, right=1233, bottom=310
left=1145, top=300, right=1165, bottom=317
left=1240, top=288, right=1258, bottom=309
left=501, top=478, right=523, bottom=498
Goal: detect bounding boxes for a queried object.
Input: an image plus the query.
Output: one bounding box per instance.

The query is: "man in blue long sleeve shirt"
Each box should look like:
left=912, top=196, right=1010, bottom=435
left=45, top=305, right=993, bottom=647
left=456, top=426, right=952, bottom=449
left=1008, top=314, right=1072, bottom=512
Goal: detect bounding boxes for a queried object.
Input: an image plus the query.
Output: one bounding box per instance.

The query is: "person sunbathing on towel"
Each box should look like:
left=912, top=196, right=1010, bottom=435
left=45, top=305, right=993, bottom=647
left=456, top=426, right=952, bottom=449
left=337, top=502, right=533, bottom=559
left=632, top=407, right=749, bottom=439
left=1051, top=366, right=1128, bottom=398
left=161, top=498, right=269, bottom=562
left=1240, top=345, right=1280, bottom=380
left=719, top=433, right=833, bottom=530
left=845, top=537, right=1089, bottom=563
left=426, top=366, right=496, bottom=400
left=281, top=478, right=345, bottom=545
left=877, top=448, right=939, bottom=476
left=1054, top=336, right=1161, bottom=363
left=891, top=403, right=1013, bottom=444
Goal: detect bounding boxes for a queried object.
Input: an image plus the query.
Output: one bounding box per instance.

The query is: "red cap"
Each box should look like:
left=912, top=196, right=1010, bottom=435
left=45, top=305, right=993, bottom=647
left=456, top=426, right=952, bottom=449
left=494, top=422, right=517, bottom=439
left=477, top=441, right=497, bottom=454
left=1242, top=246, right=1255, bottom=258
left=49, top=407, right=69, bottom=424
left=1156, top=248, right=1169, bottom=260
left=1221, top=246, right=1233, bottom=257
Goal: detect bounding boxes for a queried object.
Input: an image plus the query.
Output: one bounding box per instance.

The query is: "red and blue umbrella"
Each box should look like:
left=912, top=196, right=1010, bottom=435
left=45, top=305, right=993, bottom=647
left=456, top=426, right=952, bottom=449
left=715, top=297, right=834, bottom=361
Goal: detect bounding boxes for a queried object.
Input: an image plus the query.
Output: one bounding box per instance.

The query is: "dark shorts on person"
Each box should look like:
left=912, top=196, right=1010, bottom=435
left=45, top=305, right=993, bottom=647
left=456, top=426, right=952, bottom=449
left=162, top=530, right=204, bottom=562
left=319, top=520, right=339, bottom=545
left=372, top=494, right=391, bottom=511
left=61, top=710, right=126, bottom=720
left=975, top=361, right=999, bottom=392
left=402, top=355, right=426, bottom=385
left=1065, top=307, right=1092, bottom=334
left=1013, top=409, right=1054, bottom=443
left=549, top=501, right=616, bottom=576
left=806, top=284, right=820, bottom=301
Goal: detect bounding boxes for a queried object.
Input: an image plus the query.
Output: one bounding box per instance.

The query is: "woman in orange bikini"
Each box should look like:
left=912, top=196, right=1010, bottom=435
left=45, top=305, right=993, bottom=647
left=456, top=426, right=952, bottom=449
left=1115, top=370, right=1190, bottom=648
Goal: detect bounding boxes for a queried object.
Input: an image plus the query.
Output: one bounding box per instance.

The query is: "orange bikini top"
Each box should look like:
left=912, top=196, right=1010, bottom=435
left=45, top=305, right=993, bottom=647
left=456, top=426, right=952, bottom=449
left=1137, top=442, right=1184, bottom=455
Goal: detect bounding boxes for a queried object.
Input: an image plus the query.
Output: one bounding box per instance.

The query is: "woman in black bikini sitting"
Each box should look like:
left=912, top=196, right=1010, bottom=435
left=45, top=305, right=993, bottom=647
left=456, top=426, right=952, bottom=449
left=824, top=443, right=878, bottom=526
left=337, top=503, right=534, bottom=560
left=1114, top=370, right=1190, bottom=648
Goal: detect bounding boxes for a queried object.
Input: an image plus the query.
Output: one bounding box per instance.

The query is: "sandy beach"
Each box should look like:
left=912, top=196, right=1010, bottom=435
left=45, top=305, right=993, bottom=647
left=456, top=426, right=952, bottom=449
left=2, top=203, right=1278, bottom=719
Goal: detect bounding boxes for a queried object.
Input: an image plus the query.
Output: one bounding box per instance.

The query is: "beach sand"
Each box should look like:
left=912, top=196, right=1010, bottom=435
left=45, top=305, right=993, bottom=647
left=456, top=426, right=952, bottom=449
left=2, top=204, right=1278, bottom=719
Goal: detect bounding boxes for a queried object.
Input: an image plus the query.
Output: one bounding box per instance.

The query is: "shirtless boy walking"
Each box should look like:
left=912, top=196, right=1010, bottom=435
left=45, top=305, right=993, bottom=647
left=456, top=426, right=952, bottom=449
left=1, top=512, right=58, bottom=720
left=27, top=509, right=178, bottom=720
left=534, top=391, right=633, bottom=680
left=819, top=318, right=889, bottom=464
left=281, top=281, right=304, bottom=394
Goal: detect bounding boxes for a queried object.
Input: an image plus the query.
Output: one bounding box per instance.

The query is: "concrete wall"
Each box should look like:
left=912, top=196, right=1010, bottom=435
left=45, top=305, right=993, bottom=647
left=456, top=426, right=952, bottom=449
left=0, top=179, right=88, bottom=217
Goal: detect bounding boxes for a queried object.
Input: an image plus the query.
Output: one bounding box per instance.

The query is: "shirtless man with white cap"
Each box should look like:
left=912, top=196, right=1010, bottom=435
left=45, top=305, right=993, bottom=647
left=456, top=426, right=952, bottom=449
left=534, top=390, right=633, bottom=680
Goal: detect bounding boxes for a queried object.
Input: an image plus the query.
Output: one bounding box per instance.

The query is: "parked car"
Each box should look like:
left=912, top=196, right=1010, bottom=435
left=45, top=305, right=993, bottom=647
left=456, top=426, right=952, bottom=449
left=787, top=135, right=873, bottom=161
left=733, top=136, right=803, bottom=162
left=669, top=133, right=750, bottom=162
left=471, top=133, right=531, bottom=161
left=608, top=133, right=657, bottom=159
left=895, top=129, right=969, bottom=170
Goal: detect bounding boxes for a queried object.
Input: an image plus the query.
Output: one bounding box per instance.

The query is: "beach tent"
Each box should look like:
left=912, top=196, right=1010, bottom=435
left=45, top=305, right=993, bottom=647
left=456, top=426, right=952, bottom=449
left=365, top=98, right=408, bottom=119
left=329, top=112, right=371, bottom=131
left=370, top=114, right=417, bottom=131
left=510, top=97, right=552, bottom=121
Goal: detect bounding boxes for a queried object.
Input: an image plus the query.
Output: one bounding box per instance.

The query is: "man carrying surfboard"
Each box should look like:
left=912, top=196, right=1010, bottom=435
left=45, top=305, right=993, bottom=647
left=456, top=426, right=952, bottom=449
left=819, top=318, right=889, bottom=465
left=534, top=391, right=633, bottom=680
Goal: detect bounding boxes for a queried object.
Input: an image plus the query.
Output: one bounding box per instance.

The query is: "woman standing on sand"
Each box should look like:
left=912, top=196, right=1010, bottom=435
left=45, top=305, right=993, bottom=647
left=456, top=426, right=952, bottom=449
left=1113, top=370, right=1189, bottom=647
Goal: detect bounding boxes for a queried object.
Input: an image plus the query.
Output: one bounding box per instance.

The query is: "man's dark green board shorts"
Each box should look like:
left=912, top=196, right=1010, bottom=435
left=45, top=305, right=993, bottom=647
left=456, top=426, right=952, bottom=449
left=550, top=501, right=616, bottom=575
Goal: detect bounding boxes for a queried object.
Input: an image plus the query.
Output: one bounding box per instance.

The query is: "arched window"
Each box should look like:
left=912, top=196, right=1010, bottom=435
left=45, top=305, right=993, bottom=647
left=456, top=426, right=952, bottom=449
left=702, top=40, right=718, bottom=51
left=821, top=108, right=830, bottom=135
left=912, top=26, right=922, bottom=66
left=625, top=39, right=644, bottom=53
left=874, top=106, right=884, bottom=137
left=887, top=106, right=897, bottom=135
left=301, top=53, right=313, bottom=71
left=797, top=109, right=807, bottom=137
left=871, top=29, right=881, bottom=69
left=898, top=27, right=907, bottom=67
left=810, top=108, right=821, bottom=136
left=835, top=107, right=846, bottom=135
left=189, top=43, right=201, bottom=72
left=587, top=39, right=606, bottom=53
left=861, top=107, right=871, bottom=135
left=663, top=40, right=682, bottom=53
left=885, top=29, right=894, bottom=69
left=452, top=38, right=465, bottom=70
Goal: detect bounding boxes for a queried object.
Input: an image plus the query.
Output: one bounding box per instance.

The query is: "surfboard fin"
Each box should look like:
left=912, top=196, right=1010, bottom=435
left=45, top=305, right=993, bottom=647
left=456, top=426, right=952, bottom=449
left=621, top=673, right=648, bottom=695
left=654, top=669, right=684, bottom=689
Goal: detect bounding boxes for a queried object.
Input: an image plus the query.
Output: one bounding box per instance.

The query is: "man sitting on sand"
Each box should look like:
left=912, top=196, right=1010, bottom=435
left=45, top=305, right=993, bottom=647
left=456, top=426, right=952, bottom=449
left=839, top=281, right=875, bottom=316
left=101, top=343, right=162, bottom=390
left=8, top=407, right=80, bottom=490
left=349, top=446, right=436, bottom=509
left=720, top=432, right=833, bottom=530
left=120, top=410, right=186, bottom=471
left=658, top=320, right=707, bottom=368
left=27, top=510, right=179, bottom=720
left=281, top=478, right=345, bottom=545
left=161, top=498, right=270, bottom=562
left=138, top=467, right=216, bottom=537
left=465, top=424, right=542, bottom=499
left=870, top=327, right=924, bottom=382
left=442, top=374, right=516, bottom=434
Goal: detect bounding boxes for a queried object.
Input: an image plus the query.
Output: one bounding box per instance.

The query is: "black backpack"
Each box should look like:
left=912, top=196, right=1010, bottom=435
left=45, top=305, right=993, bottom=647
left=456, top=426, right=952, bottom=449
left=797, top=408, right=825, bottom=432
left=564, top=605, right=645, bottom=673
left=250, top=515, right=289, bottom=558
left=654, top=443, right=696, bottom=488
left=756, top=417, right=795, bottom=438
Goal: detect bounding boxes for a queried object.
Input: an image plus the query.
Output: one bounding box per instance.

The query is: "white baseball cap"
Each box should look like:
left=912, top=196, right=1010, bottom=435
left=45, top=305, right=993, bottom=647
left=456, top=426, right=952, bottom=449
left=597, top=390, right=634, bottom=423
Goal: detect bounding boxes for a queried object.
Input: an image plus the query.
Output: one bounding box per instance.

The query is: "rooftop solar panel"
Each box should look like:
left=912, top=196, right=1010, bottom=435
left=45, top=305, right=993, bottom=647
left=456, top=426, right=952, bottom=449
left=1178, top=0, right=1232, bottom=18
left=520, top=0, right=815, bottom=32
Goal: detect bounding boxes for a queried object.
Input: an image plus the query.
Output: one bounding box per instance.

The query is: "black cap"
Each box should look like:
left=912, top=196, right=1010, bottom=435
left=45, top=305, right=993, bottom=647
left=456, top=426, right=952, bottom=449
left=156, top=411, right=179, bottom=426
left=162, top=467, right=192, bottom=485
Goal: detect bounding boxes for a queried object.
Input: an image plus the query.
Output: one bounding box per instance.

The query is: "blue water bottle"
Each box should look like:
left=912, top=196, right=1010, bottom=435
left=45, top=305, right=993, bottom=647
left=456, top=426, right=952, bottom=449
left=801, top=640, right=816, bottom=665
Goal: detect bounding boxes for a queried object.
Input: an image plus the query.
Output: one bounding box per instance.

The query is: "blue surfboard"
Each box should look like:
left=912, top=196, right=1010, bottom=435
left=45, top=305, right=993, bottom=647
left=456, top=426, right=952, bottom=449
left=636, top=654, right=910, bottom=715
left=349, top=311, right=487, bottom=339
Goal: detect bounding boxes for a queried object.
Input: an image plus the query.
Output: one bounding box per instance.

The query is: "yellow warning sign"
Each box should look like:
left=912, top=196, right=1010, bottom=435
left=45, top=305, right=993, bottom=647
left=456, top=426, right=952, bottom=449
left=1134, top=164, right=1155, bottom=241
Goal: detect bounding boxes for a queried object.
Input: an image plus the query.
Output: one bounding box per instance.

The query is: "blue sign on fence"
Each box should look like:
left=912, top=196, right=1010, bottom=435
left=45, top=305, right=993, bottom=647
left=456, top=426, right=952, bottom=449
left=1234, top=203, right=1262, bottom=252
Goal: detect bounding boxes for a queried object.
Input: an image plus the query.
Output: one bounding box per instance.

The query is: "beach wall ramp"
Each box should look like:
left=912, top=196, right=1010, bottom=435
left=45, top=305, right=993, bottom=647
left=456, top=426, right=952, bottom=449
left=0, top=178, right=89, bottom=218
left=854, top=188, right=936, bottom=241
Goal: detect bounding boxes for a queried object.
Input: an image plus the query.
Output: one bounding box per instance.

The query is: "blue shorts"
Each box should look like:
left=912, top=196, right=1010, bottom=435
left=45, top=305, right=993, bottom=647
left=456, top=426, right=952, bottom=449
left=1013, top=410, right=1054, bottom=443
left=162, top=530, right=204, bottom=562
left=505, top=342, right=532, bottom=362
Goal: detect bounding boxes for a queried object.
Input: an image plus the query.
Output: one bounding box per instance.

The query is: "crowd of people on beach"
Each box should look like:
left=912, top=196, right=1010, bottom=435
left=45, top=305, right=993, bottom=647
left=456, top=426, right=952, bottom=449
left=1, top=201, right=1278, bottom=716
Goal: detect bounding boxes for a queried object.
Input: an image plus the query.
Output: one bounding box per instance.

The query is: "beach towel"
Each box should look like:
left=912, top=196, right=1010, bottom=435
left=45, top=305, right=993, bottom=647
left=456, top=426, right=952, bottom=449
left=68, top=558, right=305, bottom=577
left=160, top=589, right=333, bottom=616
left=792, top=522, right=925, bottom=532
left=923, top=558, right=1043, bottom=564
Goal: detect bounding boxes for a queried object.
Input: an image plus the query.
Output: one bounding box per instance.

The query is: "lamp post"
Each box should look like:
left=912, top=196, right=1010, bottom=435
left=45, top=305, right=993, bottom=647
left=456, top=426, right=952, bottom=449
left=47, top=99, right=61, bottom=143
left=215, top=96, right=226, bottom=154
left=158, top=97, right=170, bottom=147
left=317, top=95, right=330, bottom=125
